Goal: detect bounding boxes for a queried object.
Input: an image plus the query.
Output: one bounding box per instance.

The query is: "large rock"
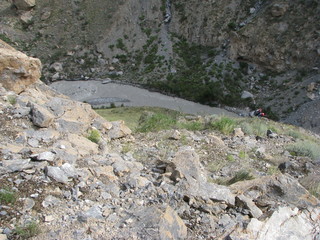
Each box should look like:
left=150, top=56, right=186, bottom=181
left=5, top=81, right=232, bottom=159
left=13, top=0, right=36, bottom=10
left=29, top=102, right=55, bottom=128
left=166, top=147, right=235, bottom=205
left=134, top=206, right=188, bottom=240
left=108, top=120, right=132, bottom=139
left=232, top=206, right=320, bottom=240
left=0, top=40, right=41, bottom=93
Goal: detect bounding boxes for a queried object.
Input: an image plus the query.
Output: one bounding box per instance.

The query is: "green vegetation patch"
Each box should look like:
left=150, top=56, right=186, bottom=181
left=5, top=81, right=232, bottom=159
left=286, top=140, right=320, bottom=160
left=227, top=170, right=254, bottom=185
left=0, top=188, right=17, bottom=205
left=87, top=129, right=100, bottom=143
left=210, top=116, right=237, bottom=134
left=14, top=221, right=40, bottom=239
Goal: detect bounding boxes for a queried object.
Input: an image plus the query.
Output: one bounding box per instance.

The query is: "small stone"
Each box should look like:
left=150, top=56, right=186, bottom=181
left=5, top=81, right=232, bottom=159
left=0, top=234, right=7, bottom=240
left=44, top=215, right=54, bottom=222
left=45, top=166, right=69, bottom=184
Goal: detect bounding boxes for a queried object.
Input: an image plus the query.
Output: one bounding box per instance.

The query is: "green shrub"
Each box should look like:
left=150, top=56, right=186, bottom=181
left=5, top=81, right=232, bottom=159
left=286, top=140, right=320, bottom=160
left=0, top=188, right=16, bottom=204
left=14, top=221, right=40, bottom=239
left=87, top=129, right=100, bottom=143
left=137, top=113, right=176, bottom=132
left=227, top=170, right=254, bottom=185
left=7, top=95, right=17, bottom=105
left=177, top=121, right=204, bottom=131
left=210, top=116, right=237, bottom=134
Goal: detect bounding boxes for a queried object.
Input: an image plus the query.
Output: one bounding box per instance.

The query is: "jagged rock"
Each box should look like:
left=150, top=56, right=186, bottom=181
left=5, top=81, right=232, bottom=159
left=230, top=174, right=320, bottom=209
left=1, top=159, right=33, bottom=173
left=134, top=206, right=187, bottom=240
left=50, top=62, right=63, bottom=72
left=233, top=206, right=320, bottom=240
left=22, top=198, right=35, bottom=212
left=29, top=102, right=55, bottom=128
left=60, top=163, right=78, bottom=178
left=233, top=128, right=244, bottom=137
left=20, top=11, right=34, bottom=24
left=0, top=40, right=41, bottom=94
left=0, top=234, right=7, bottom=240
left=44, top=166, right=69, bottom=184
left=31, top=151, right=56, bottom=161
left=67, top=134, right=99, bottom=156
left=235, top=194, right=263, bottom=218
left=13, top=0, right=36, bottom=10
left=108, top=121, right=132, bottom=139
left=42, top=195, right=61, bottom=208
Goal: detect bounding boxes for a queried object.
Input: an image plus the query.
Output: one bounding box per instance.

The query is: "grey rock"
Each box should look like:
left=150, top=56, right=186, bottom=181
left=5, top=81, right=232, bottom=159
left=83, top=205, right=103, bottom=220
left=42, top=195, right=61, bottom=208
left=108, top=121, right=132, bottom=139
left=45, top=166, right=69, bottom=184
left=29, top=102, right=55, bottom=128
left=56, top=119, right=85, bottom=134
left=2, top=159, right=32, bottom=173
left=13, top=0, right=36, bottom=10
left=235, top=194, right=263, bottom=218
left=241, top=91, right=254, bottom=99
left=22, top=198, right=35, bottom=212
left=27, top=138, right=39, bottom=147
left=60, top=163, right=78, bottom=178
left=31, top=151, right=56, bottom=161
left=13, top=107, right=30, bottom=118
left=134, top=206, right=188, bottom=240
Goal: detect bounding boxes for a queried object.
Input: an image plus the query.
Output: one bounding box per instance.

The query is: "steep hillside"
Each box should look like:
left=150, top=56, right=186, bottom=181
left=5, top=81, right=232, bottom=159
left=0, top=0, right=319, bottom=131
left=1, top=40, right=320, bottom=239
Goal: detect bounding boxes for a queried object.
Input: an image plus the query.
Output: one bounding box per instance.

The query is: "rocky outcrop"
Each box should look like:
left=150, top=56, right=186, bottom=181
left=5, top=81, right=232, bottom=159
left=0, top=40, right=41, bottom=94
left=0, top=43, right=319, bottom=240
left=13, top=0, right=36, bottom=10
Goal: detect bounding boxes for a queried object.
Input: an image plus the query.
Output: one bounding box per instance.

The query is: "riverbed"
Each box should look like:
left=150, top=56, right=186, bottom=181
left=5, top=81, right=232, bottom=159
left=50, top=80, right=237, bottom=116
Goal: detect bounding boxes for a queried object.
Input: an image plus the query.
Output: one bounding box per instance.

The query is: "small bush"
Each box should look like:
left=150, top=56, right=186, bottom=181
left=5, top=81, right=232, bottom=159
left=87, top=129, right=100, bottom=144
left=286, top=140, right=320, bottom=160
left=137, top=113, right=176, bottom=132
left=14, top=221, right=40, bottom=239
left=227, top=170, right=254, bottom=185
left=177, top=121, right=204, bottom=131
left=0, top=188, right=16, bottom=204
left=7, top=95, right=17, bottom=105
left=210, top=116, right=237, bottom=134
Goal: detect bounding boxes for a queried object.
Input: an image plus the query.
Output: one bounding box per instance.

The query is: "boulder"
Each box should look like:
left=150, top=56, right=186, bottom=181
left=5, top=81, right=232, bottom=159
left=13, top=0, right=36, bottom=10
left=134, top=206, right=188, bottom=240
left=108, top=120, right=132, bottom=139
left=29, top=102, right=55, bottom=128
left=0, top=40, right=41, bottom=93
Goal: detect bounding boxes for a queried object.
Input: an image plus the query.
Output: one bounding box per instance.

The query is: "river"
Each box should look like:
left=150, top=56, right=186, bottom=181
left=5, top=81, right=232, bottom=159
left=50, top=80, right=237, bottom=116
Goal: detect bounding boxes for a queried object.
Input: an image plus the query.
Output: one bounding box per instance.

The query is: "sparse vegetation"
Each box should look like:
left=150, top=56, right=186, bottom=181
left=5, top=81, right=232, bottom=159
left=286, top=140, right=320, bottom=160
left=87, top=129, right=101, bottom=143
left=227, top=170, right=254, bottom=185
left=13, top=221, right=40, bottom=239
left=0, top=188, right=16, bottom=205
left=210, top=116, right=237, bottom=134
left=7, top=95, right=17, bottom=105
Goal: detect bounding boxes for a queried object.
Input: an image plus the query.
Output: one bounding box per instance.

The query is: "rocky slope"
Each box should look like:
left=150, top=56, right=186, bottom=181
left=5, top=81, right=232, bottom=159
left=0, top=0, right=319, bottom=133
left=1, top=41, right=320, bottom=239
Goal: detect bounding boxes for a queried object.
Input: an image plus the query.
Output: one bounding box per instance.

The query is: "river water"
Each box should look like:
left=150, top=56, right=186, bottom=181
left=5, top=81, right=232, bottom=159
left=50, top=80, right=236, bottom=116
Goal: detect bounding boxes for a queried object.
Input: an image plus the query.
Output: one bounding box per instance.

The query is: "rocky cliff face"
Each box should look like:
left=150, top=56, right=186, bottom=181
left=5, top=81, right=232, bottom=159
left=1, top=41, right=320, bottom=240
left=0, top=0, right=319, bottom=131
